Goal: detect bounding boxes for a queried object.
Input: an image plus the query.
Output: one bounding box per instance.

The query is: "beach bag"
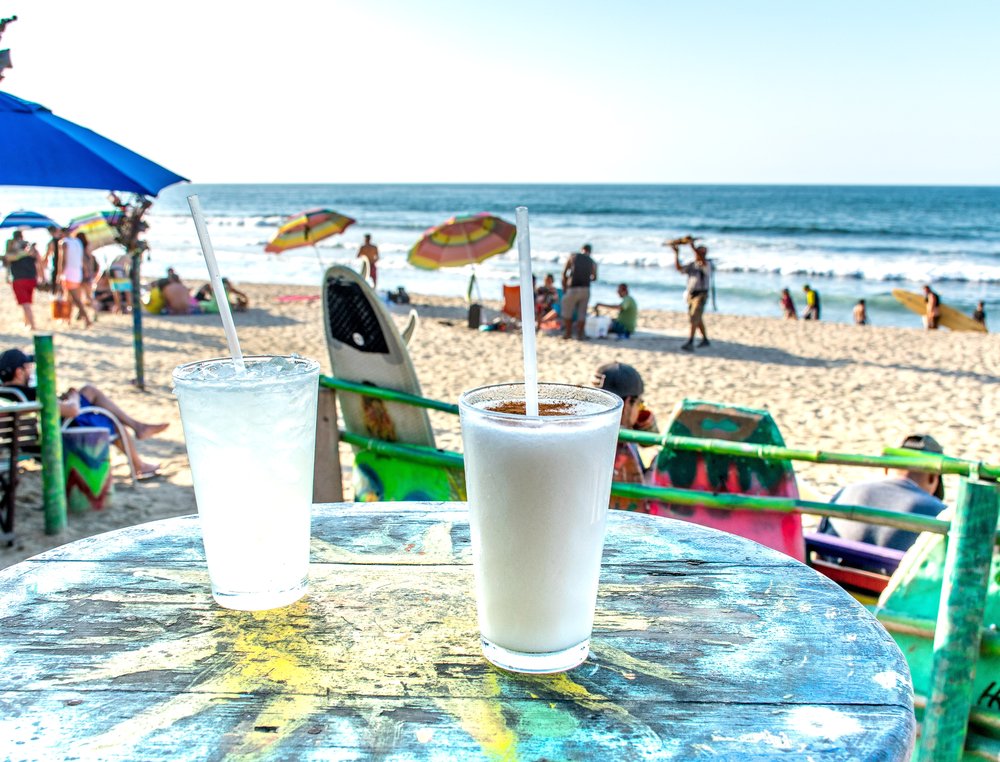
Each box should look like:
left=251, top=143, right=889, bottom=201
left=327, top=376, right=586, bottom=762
left=51, top=297, right=71, bottom=320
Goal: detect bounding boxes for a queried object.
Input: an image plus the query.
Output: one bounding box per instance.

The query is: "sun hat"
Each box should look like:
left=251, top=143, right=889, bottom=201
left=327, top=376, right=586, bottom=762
left=593, top=362, right=643, bottom=400
left=0, top=348, right=33, bottom=383
left=900, top=433, right=945, bottom=499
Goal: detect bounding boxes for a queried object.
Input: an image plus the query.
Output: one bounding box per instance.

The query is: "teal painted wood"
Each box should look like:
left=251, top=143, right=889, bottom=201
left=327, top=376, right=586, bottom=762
left=919, top=479, right=1000, bottom=762
left=32, top=333, right=66, bottom=535
left=0, top=503, right=915, bottom=760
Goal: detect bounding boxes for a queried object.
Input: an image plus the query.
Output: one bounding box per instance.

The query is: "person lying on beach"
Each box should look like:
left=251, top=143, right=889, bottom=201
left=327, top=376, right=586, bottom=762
left=195, top=278, right=250, bottom=313
left=779, top=288, right=797, bottom=319
left=817, top=433, right=947, bottom=560
left=594, top=283, right=638, bottom=338
left=0, top=348, right=167, bottom=479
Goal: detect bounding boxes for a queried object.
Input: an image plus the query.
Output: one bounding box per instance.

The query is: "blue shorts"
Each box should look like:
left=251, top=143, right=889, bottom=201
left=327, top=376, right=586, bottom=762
left=71, top=393, right=118, bottom=441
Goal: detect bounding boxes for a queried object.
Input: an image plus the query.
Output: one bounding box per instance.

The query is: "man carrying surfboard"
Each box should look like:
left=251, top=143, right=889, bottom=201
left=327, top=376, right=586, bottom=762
left=669, top=237, right=712, bottom=350
left=923, top=284, right=941, bottom=330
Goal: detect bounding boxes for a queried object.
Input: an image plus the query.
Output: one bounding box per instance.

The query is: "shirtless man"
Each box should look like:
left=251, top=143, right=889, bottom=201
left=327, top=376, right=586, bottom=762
left=162, top=272, right=197, bottom=315
left=923, top=284, right=941, bottom=330
left=357, top=234, right=380, bottom=286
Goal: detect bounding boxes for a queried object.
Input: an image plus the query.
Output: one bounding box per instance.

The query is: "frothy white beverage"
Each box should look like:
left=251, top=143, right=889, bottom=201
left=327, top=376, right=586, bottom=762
left=461, top=385, right=621, bottom=659
left=174, top=356, right=319, bottom=610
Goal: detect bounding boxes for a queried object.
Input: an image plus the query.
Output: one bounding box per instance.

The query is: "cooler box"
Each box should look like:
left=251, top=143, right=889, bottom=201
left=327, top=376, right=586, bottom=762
left=585, top=315, right=611, bottom=338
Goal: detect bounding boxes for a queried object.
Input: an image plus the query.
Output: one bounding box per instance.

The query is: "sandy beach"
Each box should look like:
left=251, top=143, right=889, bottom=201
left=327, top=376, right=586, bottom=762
left=1, top=279, right=997, bottom=570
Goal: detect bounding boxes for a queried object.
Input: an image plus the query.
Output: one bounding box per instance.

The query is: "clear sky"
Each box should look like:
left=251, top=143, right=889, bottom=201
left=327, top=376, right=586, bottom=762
left=2, top=0, right=998, bottom=185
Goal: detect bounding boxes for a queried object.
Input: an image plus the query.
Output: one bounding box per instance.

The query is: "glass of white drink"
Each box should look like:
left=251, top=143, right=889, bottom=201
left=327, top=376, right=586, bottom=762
left=173, top=355, right=320, bottom=611
left=459, top=382, right=622, bottom=673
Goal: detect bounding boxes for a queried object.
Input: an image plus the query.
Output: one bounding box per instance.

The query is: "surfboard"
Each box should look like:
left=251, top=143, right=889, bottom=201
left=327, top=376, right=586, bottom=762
left=645, top=399, right=805, bottom=561
left=322, top=265, right=465, bottom=502
left=892, top=288, right=987, bottom=333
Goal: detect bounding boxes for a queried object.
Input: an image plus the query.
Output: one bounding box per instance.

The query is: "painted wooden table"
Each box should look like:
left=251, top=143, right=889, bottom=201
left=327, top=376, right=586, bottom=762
left=0, top=502, right=915, bottom=761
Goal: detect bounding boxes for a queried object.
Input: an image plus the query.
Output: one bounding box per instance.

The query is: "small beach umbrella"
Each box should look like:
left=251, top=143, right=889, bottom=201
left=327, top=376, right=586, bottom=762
left=68, top=211, right=119, bottom=250
left=0, top=209, right=59, bottom=229
left=407, top=213, right=516, bottom=270
left=265, top=209, right=356, bottom=254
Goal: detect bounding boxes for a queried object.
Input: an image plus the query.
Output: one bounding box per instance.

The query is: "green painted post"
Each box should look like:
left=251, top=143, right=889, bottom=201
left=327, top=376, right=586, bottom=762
left=131, top=251, right=145, bottom=390
left=918, top=477, right=1000, bottom=762
left=33, top=334, right=66, bottom=535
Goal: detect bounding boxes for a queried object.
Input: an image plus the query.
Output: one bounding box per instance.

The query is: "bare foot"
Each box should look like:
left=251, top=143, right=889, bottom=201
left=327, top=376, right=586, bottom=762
left=135, top=422, right=169, bottom=440
left=137, top=462, right=162, bottom=480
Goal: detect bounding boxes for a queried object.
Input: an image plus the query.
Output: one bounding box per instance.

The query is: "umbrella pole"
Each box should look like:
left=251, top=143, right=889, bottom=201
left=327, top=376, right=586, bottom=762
left=312, top=245, right=325, bottom=271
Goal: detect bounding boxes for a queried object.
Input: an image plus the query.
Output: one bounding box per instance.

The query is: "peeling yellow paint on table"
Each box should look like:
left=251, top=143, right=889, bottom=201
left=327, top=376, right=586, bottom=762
left=0, top=502, right=914, bottom=760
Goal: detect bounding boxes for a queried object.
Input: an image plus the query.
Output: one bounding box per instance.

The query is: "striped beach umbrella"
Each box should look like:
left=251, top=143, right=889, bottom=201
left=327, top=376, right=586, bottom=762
left=264, top=208, right=356, bottom=254
left=407, top=213, right=516, bottom=270
left=0, top=209, right=59, bottom=229
left=68, top=211, right=119, bottom=250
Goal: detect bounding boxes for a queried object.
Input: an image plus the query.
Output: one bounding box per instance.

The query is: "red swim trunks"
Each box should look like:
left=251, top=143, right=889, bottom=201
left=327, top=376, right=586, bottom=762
left=12, top=279, right=35, bottom=306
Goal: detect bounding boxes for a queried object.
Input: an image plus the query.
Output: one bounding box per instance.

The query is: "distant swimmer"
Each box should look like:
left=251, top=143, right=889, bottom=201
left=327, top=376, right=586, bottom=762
left=853, top=299, right=868, bottom=326
left=923, top=284, right=941, bottom=330
left=357, top=234, right=380, bottom=287
left=973, top=300, right=987, bottom=328
left=802, top=284, right=820, bottom=320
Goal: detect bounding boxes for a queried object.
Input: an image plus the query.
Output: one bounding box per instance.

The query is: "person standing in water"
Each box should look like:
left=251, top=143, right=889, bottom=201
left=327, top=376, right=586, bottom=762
left=853, top=299, right=868, bottom=325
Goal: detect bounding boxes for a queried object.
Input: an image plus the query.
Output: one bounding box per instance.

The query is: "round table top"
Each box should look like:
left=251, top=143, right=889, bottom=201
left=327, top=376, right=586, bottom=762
left=0, top=502, right=914, bottom=760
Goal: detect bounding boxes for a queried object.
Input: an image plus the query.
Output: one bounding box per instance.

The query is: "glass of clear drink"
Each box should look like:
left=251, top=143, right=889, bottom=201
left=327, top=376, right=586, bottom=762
left=173, top=355, right=320, bottom=611
left=459, top=382, right=622, bottom=673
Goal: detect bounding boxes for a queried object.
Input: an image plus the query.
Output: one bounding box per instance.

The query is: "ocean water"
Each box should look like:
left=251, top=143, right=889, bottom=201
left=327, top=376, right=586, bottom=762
left=2, top=183, right=997, bottom=329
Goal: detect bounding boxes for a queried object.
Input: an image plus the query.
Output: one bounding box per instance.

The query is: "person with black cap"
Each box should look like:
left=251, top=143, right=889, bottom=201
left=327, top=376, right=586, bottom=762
left=593, top=361, right=657, bottom=513
left=0, top=348, right=168, bottom=479
left=818, top=434, right=948, bottom=553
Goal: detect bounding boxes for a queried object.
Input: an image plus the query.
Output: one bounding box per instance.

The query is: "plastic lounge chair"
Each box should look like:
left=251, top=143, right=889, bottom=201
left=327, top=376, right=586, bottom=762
left=501, top=284, right=522, bottom=322
left=61, top=407, right=138, bottom=483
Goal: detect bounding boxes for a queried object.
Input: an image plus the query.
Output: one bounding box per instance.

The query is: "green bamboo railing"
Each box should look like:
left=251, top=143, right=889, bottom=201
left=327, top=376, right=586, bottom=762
left=325, top=375, right=1000, bottom=762
left=320, top=375, right=1000, bottom=480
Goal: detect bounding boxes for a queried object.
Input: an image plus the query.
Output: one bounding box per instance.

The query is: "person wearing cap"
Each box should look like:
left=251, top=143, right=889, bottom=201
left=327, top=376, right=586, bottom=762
left=560, top=244, right=597, bottom=340
left=818, top=434, right=947, bottom=554
left=0, top=348, right=168, bottom=479
left=669, top=237, right=711, bottom=351
left=593, top=362, right=657, bottom=513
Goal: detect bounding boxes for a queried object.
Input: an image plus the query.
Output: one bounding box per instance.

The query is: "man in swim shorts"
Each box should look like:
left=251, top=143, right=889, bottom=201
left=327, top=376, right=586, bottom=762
left=357, top=234, right=380, bottom=287
left=560, top=244, right=597, bottom=340
left=0, top=348, right=168, bottom=479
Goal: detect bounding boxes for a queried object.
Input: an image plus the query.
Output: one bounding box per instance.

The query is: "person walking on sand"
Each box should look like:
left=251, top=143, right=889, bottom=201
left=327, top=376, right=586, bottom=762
left=669, top=237, right=711, bottom=350
left=779, top=288, right=797, bottom=320
left=972, top=300, right=987, bottom=328
left=560, top=243, right=597, bottom=340
left=923, top=284, right=941, bottom=330
left=853, top=299, right=868, bottom=326
left=57, top=230, right=93, bottom=328
left=357, top=234, right=379, bottom=287
left=4, top=232, right=44, bottom=330
left=802, top=284, right=821, bottom=321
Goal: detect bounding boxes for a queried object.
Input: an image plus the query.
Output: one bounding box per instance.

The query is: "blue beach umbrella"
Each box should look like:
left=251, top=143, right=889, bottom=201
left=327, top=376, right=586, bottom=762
left=0, top=91, right=187, bottom=195
left=0, top=209, right=59, bottom=229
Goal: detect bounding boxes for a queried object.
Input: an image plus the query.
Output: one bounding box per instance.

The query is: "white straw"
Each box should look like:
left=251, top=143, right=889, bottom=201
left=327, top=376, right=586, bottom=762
left=515, top=206, right=539, bottom=416
left=187, top=195, right=246, bottom=373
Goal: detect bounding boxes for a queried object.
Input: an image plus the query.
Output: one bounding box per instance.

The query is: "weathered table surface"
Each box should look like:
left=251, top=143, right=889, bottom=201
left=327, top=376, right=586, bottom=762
left=0, top=502, right=914, bottom=761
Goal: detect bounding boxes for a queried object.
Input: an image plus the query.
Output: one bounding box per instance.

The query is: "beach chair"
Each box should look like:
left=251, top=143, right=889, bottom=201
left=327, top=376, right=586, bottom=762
left=0, top=387, right=41, bottom=545
left=501, top=284, right=522, bottom=323
left=61, top=407, right=139, bottom=483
